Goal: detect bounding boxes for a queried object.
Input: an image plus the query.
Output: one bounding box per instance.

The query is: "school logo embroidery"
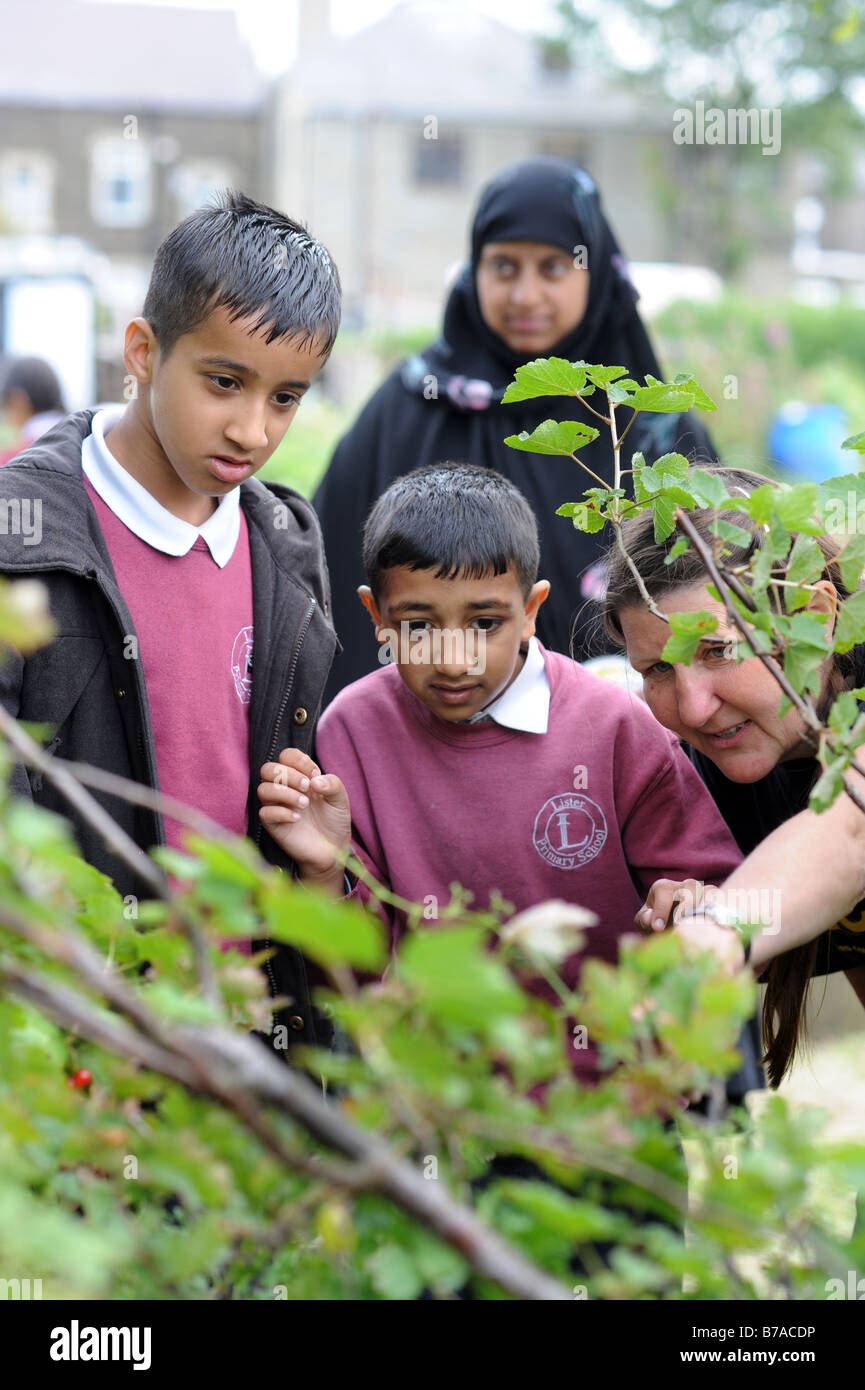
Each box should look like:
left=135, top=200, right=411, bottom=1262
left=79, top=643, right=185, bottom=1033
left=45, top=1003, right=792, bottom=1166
left=231, top=625, right=254, bottom=704
left=532, top=793, right=608, bottom=870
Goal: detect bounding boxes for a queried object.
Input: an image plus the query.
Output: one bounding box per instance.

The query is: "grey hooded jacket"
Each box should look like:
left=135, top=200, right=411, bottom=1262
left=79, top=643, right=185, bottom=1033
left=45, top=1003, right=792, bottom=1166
left=0, top=409, right=339, bottom=1047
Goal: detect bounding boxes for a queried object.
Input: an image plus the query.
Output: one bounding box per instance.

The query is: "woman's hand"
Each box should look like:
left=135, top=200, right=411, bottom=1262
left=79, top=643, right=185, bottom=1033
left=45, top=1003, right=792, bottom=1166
left=258, top=748, right=351, bottom=897
left=635, top=878, right=719, bottom=934
left=672, top=914, right=747, bottom=974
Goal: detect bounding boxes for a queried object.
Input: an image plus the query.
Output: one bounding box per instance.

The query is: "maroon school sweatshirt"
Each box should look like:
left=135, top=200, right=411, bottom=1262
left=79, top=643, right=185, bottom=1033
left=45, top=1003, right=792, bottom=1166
left=316, top=643, right=743, bottom=1081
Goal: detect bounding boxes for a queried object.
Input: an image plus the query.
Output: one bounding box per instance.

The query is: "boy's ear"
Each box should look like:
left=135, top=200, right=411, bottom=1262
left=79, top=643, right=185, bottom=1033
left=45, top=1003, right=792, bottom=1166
left=357, top=585, right=383, bottom=629
left=521, top=580, right=551, bottom=639
left=123, top=317, right=159, bottom=387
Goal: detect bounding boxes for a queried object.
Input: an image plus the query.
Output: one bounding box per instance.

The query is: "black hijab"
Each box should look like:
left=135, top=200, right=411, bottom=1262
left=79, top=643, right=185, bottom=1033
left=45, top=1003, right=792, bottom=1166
left=314, top=157, right=716, bottom=705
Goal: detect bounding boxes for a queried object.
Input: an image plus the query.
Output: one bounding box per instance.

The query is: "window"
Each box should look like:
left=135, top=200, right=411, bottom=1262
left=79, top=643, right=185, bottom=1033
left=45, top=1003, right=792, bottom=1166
left=171, top=161, right=235, bottom=218
left=91, top=136, right=152, bottom=228
left=414, top=134, right=464, bottom=186
left=0, top=152, right=54, bottom=232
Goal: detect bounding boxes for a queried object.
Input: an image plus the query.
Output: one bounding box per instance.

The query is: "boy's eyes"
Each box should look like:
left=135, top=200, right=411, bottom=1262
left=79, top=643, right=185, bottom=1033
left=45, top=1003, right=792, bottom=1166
left=403, top=618, right=502, bottom=633
left=206, top=375, right=300, bottom=408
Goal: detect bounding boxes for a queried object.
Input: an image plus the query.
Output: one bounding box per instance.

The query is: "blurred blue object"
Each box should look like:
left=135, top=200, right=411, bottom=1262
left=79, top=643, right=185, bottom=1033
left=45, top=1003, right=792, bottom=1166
left=768, top=402, right=852, bottom=481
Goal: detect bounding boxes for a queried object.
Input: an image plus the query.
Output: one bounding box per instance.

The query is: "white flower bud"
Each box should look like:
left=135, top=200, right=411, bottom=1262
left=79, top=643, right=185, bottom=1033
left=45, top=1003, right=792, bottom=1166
left=499, top=899, right=598, bottom=964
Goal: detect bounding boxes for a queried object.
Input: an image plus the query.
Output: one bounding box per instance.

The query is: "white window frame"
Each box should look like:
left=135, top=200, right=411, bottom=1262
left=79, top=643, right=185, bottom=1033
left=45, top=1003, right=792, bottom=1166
left=90, top=134, right=152, bottom=229
left=0, top=150, right=55, bottom=232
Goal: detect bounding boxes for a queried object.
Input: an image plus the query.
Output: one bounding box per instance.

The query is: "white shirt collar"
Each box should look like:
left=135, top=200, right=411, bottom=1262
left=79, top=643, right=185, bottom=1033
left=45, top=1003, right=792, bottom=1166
left=467, top=636, right=550, bottom=734
left=81, top=404, right=241, bottom=567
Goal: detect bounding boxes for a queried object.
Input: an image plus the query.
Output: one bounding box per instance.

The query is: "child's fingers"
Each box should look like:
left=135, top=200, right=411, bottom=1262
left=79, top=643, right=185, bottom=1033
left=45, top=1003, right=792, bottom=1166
left=308, top=773, right=349, bottom=807
left=260, top=760, right=314, bottom=793
left=258, top=778, right=310, bottom=813
left=259, top=804, right=301, bottom=826
left=277, top=748, right=321, bottom=779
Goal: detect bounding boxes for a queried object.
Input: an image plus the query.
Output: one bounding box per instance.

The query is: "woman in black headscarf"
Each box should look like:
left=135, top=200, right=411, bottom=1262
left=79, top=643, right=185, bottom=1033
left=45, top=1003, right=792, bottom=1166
left=314, top=156, right=717, bottom=703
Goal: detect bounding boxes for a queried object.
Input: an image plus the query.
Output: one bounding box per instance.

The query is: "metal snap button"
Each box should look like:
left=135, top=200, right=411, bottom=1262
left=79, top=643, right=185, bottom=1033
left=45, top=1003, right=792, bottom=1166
left=288, top=1015, right=305, bottom=1032
left=293, top=707, right=308, bottom=725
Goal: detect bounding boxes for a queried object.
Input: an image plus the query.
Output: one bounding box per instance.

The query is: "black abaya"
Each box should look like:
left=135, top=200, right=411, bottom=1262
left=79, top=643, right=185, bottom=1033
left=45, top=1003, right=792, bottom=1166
left=314, top=158, right=718, bottom=703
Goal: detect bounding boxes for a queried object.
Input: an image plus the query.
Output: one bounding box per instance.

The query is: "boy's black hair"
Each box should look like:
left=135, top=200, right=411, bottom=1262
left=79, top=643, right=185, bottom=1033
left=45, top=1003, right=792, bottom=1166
left=362, top=463, right=540, bottom=599
left=142, top=190, right=341, bottom=360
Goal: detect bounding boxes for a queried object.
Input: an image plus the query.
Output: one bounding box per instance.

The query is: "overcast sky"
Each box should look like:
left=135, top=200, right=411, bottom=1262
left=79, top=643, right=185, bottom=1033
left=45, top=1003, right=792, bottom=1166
left=89, top=0, right=561, bottom=75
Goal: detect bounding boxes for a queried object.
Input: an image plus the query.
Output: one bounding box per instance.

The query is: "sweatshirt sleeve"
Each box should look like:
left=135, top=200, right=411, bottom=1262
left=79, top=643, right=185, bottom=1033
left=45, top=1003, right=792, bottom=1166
left=314, top=702, right=395, bottom=934
left=619, top=719, right=743, bottom=895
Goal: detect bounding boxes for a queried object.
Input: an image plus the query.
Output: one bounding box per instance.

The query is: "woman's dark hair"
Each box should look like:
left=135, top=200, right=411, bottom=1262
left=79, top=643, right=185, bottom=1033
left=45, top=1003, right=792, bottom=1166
left=601, top=466, right=856, bottom=1087
left=362, top=462, right=540, bottom=600
left=142, top=189, right=341, bottom=360
left=1, top=356, right=65, bottom=416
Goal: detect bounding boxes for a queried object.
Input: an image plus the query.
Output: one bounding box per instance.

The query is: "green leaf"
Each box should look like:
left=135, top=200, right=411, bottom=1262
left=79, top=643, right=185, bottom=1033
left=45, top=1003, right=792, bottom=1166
left=664, top=537, right=690, bottom=565
left=711, top=519, right=754, bottom=547
left=365, top=1244, right=425, bottom=1301
left=661, top=611, right=719, bottom=665
left=651, top=493, right=677, bottom=543
left=608, top=378, right=639, bottom=404
left=839, top=533, right=865, bottom=592
left=634, top=453, right=691, bottom=507
left=842, top=431, right=865, bottom=453
left=556, top=502, right=606, bottom=533
left=582, top=363, right=628, bottom=388
left=260, top=883, right=386, bottom=972
left=835, top=588, right=865, bottom=653
left=810, top=756, right=847, bottom=814
left=672, top=373, right=717, bottom=412
left=772, top=483, right=821, bottom=534
left=785, top=612, right=831, bottom=649
left=398, top=924, right=526, bottom=1026
left=494, top=1180, right=623, bottom=1242
left=628, top=383, right=695, bottom=414
left=688, top=469, right=730, bottom=508
left=748, top=482, right=820, bottom=534
left=651, top=486, right=694, bottom=543
left=782, top=642, right=825, bottom=701
left=501, top=357, right=591, bottom=403
left=828, top=689, right=861, bottom=736
left=819, top=474, right=865, bottom=532
left=784, top=534, right=825, bottom=593
left=409, top=1230, right=469, bottom=1293
left=504, top=419, right=600, bottom=456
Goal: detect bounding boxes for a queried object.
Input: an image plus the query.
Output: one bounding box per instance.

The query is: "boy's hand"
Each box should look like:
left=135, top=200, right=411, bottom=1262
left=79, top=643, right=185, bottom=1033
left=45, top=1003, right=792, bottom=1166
left=635, top=878, right=719, bottom=933
left=258, top=749, right=351, bottom=897
left=636, top=880, right=745, bottom=975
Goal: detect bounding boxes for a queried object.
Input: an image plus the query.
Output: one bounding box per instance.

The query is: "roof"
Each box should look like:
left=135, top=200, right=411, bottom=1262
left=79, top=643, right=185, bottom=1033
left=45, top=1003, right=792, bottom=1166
left=290, top=0, right=663, bottom=129
left=0, top=0, right=262, bottom=113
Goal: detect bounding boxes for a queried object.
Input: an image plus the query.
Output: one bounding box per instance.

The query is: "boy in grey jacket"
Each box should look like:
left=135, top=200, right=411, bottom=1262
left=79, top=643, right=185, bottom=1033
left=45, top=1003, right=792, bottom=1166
left=0, top=191, right=345, bottom=1048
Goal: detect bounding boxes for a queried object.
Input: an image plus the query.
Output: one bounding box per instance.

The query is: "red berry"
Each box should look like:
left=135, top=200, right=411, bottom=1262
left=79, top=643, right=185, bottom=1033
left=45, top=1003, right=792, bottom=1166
left=69, top=1069, right=92, bottom=1089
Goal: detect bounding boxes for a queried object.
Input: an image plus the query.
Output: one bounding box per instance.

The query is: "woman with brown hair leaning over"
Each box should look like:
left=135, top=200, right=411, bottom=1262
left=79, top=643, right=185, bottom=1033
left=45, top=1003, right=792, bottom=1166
left=603, top=468, right=865, bottom=1087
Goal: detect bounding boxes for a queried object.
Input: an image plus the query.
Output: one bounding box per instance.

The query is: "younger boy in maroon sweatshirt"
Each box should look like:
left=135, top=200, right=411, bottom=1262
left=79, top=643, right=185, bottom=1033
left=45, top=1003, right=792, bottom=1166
left=258, top=463, right=743, bottom=1081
